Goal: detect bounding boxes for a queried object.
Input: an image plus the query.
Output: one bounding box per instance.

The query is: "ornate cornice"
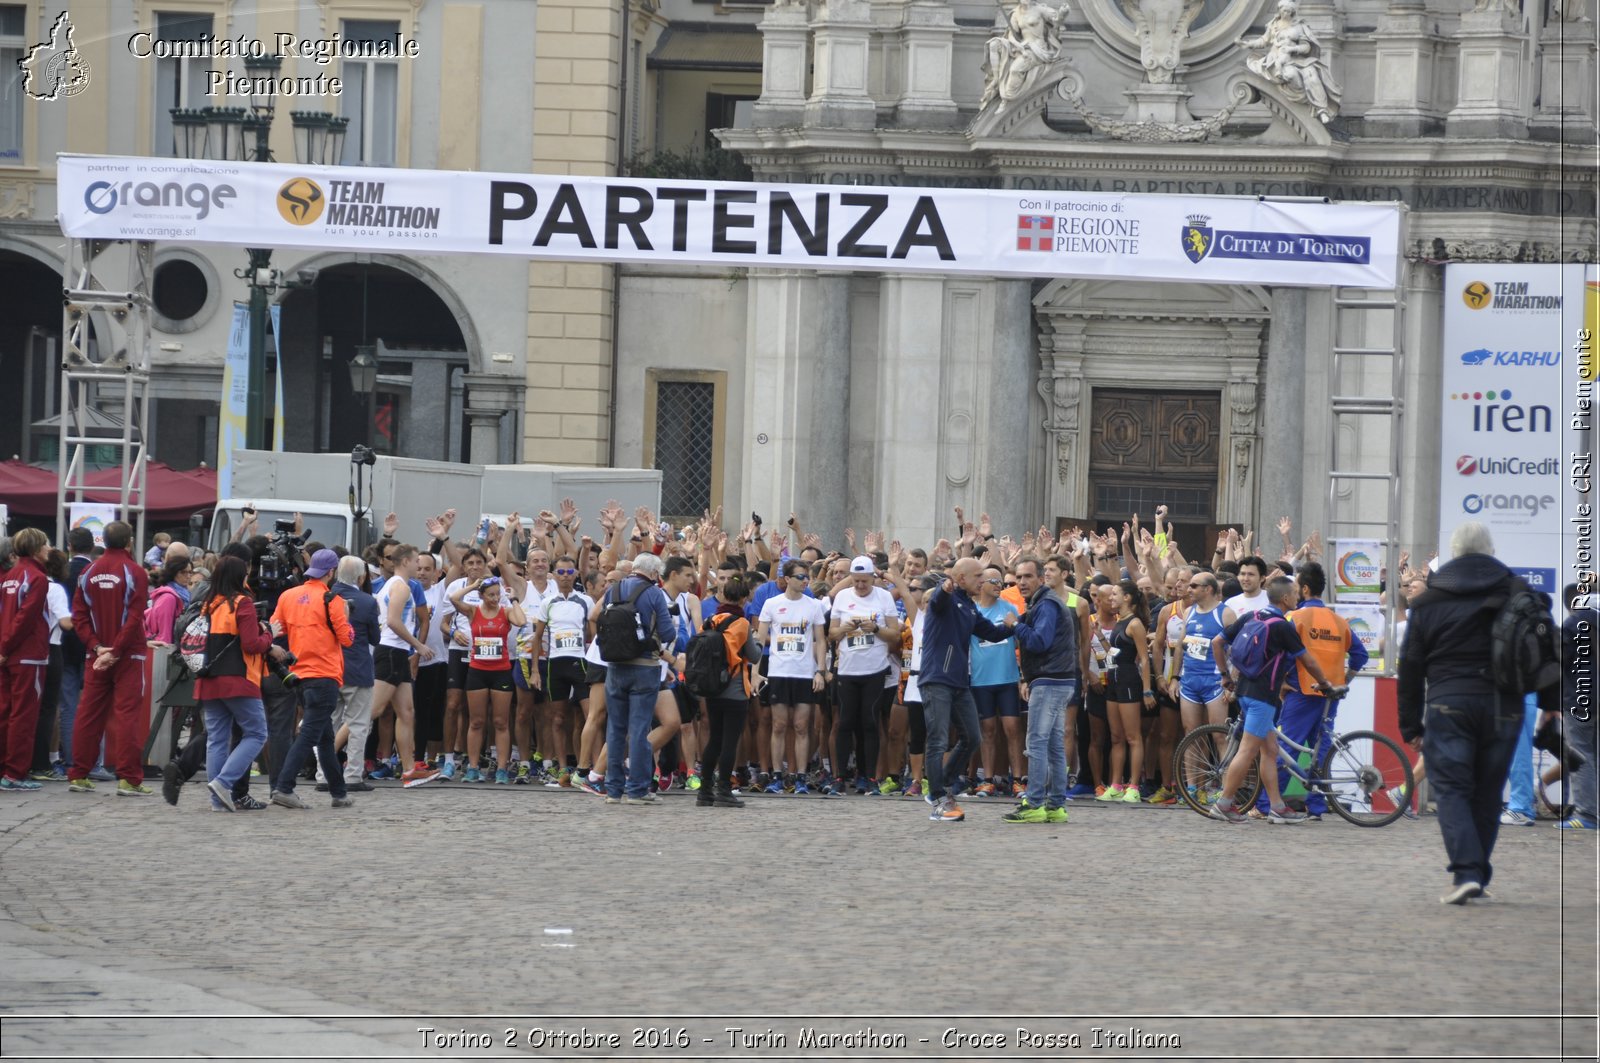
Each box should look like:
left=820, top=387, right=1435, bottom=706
left=1407, top=237, right=1598, bottom=263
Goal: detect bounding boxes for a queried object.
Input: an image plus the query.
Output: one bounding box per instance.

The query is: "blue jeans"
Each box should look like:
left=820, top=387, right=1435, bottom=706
left=1422, top=694, right=1522, bottom=888
left=604, top=663, right=658, bottom=798
left=1257, top=690, right=1335, bottom=816
left=57, top=664, right=83, bottom=765
left=203, top=696, right=268, bottom=804
left=1567, top=703, right=1598, bottom=824
left=272, top=678, right=344, bottom=799
left=1024, top=680, right=1076, bottom=809
left=1504, top=693, right=1539, bottom=817
left=922, top=682, right=980, bottom=801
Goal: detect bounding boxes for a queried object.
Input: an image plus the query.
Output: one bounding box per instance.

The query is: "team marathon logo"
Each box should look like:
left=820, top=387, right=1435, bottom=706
left=280, top=177, right=439, bottom=235
left=18, top=12, right=92, bottom=101
left=1461, top=279, right=1563, bottom=312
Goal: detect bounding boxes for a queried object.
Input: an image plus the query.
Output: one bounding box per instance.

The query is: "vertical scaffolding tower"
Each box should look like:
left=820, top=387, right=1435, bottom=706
left=1325, top=283, right=1407, bottom=676
left=56, top=239, right=155, bottom=549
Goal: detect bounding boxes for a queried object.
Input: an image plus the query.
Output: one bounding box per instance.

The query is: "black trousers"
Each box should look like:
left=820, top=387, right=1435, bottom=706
left=1421, top=693, right=1522, bottom=888
left=703, top=697, right=750, bottom=787
left=29, top=645, right=62, bottom=772
left=260, top=672, right=302, bottom=787
left=834, top=671, right=886, bottom=781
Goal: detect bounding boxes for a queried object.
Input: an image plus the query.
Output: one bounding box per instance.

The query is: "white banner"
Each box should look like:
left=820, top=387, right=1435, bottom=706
left=216, top=302, right=250, bottom=501
left=1330, top=538, right=1383, bottom=603
left=1439, top=265, right=1584, bottom=600
left=68, top=503, right=120, bottom=547
left=55, top=154, right=1403, bottom=289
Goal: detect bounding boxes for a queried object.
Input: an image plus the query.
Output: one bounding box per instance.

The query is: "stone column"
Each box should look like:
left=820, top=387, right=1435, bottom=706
left=873, top=274, right=947, bottom=545
left=807, top=0, right=878, bottom=129
left=1221, top=324, right=1265, bottom=527
left=752, top=4, right=811, bottom=128
left=408, top=360, right=454, bottom=461
left=1258, top=287, right=1307, bottom=537
left=464, top=370, right=525, bottom=464
left=1532, top=15, right=1598, bottom=142
left=1363, top=0, right=1444, bottom=137
left=982, top=279, right=1034, bottom=536
left=894, top=0, right=960, bottom=129
left=465, top=408, right=505, bottom=466
left=1445, top=8, right=1529, bottom=139
left=1037, top=315, right=1088, bottom=528
left=741, top=270, right=851, bottom=543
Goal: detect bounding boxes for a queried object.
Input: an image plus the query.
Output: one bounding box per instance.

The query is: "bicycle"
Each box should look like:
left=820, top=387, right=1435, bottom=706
left=1171, top=691, right=1416, bottom=827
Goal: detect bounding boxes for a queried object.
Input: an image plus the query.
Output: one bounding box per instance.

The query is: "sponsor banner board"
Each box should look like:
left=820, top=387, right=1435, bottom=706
left=56, top=154, right=1402, bottom=289
left=68, top=503, right=120, bottom=547
left=1440, top=265, right=1591, bottom=618
left=1331, top=539, right=1384, bottom=603
left=1331, top=603, right=1386, bottom=674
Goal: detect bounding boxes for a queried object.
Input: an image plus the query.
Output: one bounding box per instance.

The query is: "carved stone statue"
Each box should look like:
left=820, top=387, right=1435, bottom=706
left=980, top=0, right=1071, bottom=113
left=1117, top=0, right=1206, bottom=85
left=1238, top=0, right=1342, bottom=123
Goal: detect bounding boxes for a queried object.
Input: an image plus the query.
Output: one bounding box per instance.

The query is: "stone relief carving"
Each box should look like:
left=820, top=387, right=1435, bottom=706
left=0, top=180, right=34, bottom=219
left=1038, top=372, right=1082, bottom=484
left=1058, top=74, right=1252, bottom=141
left=1117, top=0, right=1206, bottom=85
left=1238, top=0, right=1342, bottom=123
left=1407, top=238, right=1599, bottom=264
left=980, top=0, right=1071, bottom=114
left=1228, top=378, right=1258, bottom=475
left=1550, top=0, right=1591, bottom=20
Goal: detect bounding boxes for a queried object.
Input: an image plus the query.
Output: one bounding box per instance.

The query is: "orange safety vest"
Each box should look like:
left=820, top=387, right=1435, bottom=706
left=207, top=595, right=266, bottom=690
left=1291, top=604, right=1351, bottom=694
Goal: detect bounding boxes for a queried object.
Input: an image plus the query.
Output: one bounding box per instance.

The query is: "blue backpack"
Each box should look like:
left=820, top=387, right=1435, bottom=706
left=1230, top=613, right=1285, bottom=682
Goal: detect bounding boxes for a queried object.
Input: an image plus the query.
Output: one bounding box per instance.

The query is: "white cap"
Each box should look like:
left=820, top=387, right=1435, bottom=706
left=849, top=555, right=875, bottom=574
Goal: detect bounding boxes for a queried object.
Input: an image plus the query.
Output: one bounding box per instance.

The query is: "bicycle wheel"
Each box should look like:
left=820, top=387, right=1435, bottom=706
left=1172, top=724, right=1258, bottom=816
left=1317, top=729, right=1416, bottom=827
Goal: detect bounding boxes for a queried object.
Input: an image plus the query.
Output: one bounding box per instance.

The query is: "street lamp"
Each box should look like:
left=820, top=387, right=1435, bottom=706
left=171, top=59, right=337, bottom=452
left=348, top=343, right=379, bottom=453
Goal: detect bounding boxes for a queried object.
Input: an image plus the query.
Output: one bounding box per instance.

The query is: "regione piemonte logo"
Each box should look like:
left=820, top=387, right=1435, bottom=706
left=277, top=177, right=326, bottom=225
left=1016, top=215, right=1053, bottom=252
left=18, top=11, right=91, bottom=101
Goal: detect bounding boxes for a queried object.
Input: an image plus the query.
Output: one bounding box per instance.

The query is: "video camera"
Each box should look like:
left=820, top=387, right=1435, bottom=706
left=253, top=519, right=309, bottom=610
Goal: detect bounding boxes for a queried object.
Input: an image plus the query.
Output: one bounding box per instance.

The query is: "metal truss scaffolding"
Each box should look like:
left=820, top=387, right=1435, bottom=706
left=56, top=239, right=154, bottom=548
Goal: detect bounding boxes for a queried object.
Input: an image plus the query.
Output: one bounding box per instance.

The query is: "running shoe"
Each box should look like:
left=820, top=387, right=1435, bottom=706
left=764, top=777, right=785, bottom=794
left=1120, top=785, right=1141, bottom=804
left=574, top=774, right=602, bottom=796
left=879, top=776, right=901, bottom=796
left=851, top=775, right=870, bottom=795
left=515, top=763, right=532, bottom=786
left=686, top=772, right=702, bottom=791
left=1385, top=784, right=1417, bottom=818
left=67, top=777, right=95, bottom=793
left=402, top=764, right=441, bottom=788
left=625, top=792, right=658, bottom=805
left=270, top=790, right=309, bottom=809
left=494, top=769, right=510, bottom=785
left=1096, top=784, right=1123, bottom=802
left=793, top=776, right=811, bottom=795
left=1499, top=809, right=1535, bottom=827
left=235, top=793, right=268, bottom=811
left=921, top=778, right=930, bottom=800
left=1440, top=881, right=1483, bottom=905
left=115, top=780, right=154, bottom=797
left=463, top=768, right=483, bottom=783
left=973, top=781, right=996, bottom=798
left=863, top=778, right=881, bottom=797
left=1208, top=799, right=1247, bottom=823
left=438, top=760, right=457, bottom=782
left=1555, top=815, right=1599, bottom=830
left=1268, top=805, right=1308, bottom=824
left=368, top=762, right=395, bottom=780
left=207, top=778, right=236, bottom=812
left=1045, top=805, right=1069, bottom=823
left=49, top=761, right=67, bottom=780
left=545, top=772, right=566, bottom=789
left=27, top=769, right=56, bottom=783
left=0, top=777, right=42, bottom=791
left=929, top=796, right=965, bottom=822
left=819, top=778, right=841, bottom=796
left=1147, top=786, right=1177, bottom=806
left=1002, top=804, right=1048, bottom=824
left=1246, top=807, right=1268, bottom=820
left=1065, top=781, right=1094, bottom=799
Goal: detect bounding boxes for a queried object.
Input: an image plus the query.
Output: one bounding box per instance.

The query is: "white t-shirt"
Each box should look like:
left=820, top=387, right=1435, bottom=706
left=440, top=577, right=482, bottom=652
left=421, top=581, right=449, bottom=663
left=517, top=579, right=560, bottom=660
left=540, top=591, right=594, bottom=659
left=1225, top=590, right=1270, bottom=617
left=904, top=607, right=927, bottom=703
left=375, top=576, right=416, bottom=651
left=831, top=586, right=899, bottom=676
left=47, top=582, right=71, bottom=647
left=758, top=593, right=828, bottom=680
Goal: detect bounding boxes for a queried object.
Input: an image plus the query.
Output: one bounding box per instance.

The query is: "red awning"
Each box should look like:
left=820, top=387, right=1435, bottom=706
left=0, top=461, right=217, bottom=523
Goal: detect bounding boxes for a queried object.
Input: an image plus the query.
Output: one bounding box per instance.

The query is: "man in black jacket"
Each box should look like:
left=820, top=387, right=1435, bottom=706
left=1398, top=522, right=1560, bottom=903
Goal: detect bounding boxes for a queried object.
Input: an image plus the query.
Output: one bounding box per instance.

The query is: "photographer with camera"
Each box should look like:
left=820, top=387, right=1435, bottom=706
left=244, top=514, right=312, bottom=791
left=192, top=556, right=272, bottom=812
left=268, top=549, right=355, bottom=809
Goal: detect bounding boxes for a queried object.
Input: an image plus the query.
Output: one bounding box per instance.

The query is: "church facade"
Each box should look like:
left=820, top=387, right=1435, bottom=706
left=611, top=0, right=1597, bottom=558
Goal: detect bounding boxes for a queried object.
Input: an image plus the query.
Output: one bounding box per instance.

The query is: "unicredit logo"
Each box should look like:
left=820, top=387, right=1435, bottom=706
left=1462, top=492, right=1555, bottom=516
left=1456, top=455, right=1562, bottom=476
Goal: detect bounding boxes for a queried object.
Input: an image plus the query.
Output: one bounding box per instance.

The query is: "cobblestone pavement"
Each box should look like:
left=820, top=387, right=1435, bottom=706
left=1, top=781, right=1594, bottom=1061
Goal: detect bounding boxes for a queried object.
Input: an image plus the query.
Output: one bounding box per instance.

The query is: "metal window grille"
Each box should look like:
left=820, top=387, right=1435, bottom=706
left=1093, top=483, right=1210, bottom=521
left=654, top=380, right=714, bottom=522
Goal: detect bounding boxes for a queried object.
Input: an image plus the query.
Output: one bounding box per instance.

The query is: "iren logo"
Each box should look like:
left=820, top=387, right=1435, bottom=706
left=1448, top=388, right=1553, bottom=433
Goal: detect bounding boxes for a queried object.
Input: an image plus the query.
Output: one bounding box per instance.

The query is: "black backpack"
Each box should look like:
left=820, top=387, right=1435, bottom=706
left=1483, top=578, right=1561, bottom=695
left=596, top=580, right=655, bottom=663
left=683, top=614, right=738, bottom=698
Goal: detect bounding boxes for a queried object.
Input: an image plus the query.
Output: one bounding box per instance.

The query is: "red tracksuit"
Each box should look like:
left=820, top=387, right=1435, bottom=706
left=70, top=548, right=149, bottom=784
left=0, top=555, right=49, bottom=782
